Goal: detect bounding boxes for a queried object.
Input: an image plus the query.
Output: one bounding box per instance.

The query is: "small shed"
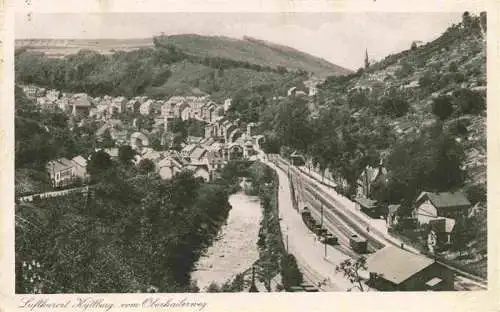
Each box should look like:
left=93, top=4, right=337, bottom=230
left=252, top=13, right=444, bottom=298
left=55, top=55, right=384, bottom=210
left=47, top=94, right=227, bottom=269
left=355, top=196, right=382, bottom=218
left=367, top=246, right=454, bottom=291
left=290, top=151, right=306, bottom=166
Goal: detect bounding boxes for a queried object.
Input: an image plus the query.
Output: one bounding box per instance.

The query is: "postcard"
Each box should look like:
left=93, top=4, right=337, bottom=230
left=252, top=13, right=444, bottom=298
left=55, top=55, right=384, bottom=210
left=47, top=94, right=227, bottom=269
left=1, top=1, right=498, bottom=311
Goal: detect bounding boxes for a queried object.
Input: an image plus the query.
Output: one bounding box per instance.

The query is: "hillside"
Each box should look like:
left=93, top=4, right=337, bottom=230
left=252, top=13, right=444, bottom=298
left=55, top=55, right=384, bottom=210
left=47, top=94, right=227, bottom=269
left=16, top=34, right=341, bottom=99
left=320, top=13, right=486, bottom=191
left=254, top=12, right=487, bottom=278
left=160, top=34, right=352, bottom=78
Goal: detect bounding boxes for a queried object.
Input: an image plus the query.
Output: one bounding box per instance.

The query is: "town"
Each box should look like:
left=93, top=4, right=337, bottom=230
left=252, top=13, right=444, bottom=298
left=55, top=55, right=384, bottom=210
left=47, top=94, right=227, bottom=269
left=14, top=11, right=487, bottom=294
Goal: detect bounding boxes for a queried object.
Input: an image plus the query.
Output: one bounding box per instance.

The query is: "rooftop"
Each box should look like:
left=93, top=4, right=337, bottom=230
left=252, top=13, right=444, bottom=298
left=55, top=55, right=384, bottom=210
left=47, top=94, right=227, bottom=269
left=355, top=197, right=378, bottom=209
left=416, top=191, right=471, bottom=209
left=367, top=246, right=435, bottom=285
left=47, top=158, right=75, bottom=172
left=72, top=155, right=87, bottom=167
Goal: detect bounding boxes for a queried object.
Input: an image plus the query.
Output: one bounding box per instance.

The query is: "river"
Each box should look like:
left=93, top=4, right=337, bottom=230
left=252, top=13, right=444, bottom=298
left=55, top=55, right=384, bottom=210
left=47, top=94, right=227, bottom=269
left=191, top=191, right=262, bottom=291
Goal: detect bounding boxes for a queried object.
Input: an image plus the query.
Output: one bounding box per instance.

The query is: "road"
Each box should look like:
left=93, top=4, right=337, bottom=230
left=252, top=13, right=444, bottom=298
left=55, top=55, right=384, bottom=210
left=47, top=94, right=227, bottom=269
left=266, top=160, right=366, bottom=292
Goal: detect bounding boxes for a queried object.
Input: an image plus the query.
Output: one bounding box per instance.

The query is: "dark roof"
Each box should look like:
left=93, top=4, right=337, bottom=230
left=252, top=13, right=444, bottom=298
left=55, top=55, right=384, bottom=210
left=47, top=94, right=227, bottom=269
left=355, top=196, right=378, bottom=209
left=72, top=94, right=91, bottom=107
left=416, top=191, right=471, bottom=209
left=367, top=246, right=435, bottom=285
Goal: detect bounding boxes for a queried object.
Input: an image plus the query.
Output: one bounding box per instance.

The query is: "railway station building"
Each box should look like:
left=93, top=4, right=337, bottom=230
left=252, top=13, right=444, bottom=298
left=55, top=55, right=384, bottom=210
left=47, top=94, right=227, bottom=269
left=366, top=246, right=454, bottom=291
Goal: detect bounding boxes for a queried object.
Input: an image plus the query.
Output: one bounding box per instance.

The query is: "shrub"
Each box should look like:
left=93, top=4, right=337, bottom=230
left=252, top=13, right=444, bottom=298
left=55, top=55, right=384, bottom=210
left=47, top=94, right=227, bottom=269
left=465, top=184, right=487, bottom=205
left=281, top=253, right=303, bottom=290
left=432, top=96, right=454, bottom=120
left=452, top=89, right=485, bottom=115
left=380, top=96, right=409, bottom=118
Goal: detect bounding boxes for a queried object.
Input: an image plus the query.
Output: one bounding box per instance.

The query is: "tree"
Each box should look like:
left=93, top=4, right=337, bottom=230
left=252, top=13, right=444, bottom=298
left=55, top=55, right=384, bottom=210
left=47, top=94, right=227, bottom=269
left=138, top=159, right=155, bottom=174
left=335, top=256, right=367, bottom=291
left=452, top=89, right=485, bottom=115
left=411, top=41, right=417, bottom=50
left=380, top=95, right=409, bottom=118
left=480, top=12, right=487, bottom=32
left=118, top=145, right=136, bottom=165
left=99, top=130, right=115, bottom=148
left=87, top=150, right=113, bottom=177
left=432, top=96, right=454, bottom=120
left=281, top=253, right=303, bottom=290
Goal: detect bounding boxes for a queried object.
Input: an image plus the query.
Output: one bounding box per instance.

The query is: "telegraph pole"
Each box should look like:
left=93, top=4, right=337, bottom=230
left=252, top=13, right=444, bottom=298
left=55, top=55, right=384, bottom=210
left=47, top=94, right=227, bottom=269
left=286, top=232, right=289, bottom=253
left=320, top=202, right=324, bottom=228
left=324, top=239, right=327, bottom=259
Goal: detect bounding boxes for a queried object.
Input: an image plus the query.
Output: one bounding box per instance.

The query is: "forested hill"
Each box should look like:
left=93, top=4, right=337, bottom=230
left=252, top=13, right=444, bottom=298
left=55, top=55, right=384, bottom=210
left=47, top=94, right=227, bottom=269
left=15, top=35, right=351, bottom=101
left=260, top=12, right=487, bottom=211
left=159, top=34, right=352, bottom=78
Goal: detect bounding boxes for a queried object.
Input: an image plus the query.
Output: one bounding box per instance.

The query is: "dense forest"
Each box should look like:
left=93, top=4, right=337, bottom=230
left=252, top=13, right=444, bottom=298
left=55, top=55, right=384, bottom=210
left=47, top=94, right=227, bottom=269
left=15, top=37, right=308, bottom=101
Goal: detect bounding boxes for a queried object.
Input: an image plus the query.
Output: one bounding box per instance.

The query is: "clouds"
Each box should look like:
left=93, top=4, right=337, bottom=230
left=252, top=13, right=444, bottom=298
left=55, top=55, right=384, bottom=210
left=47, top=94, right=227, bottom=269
left=15, top=12, right=462, bottom=70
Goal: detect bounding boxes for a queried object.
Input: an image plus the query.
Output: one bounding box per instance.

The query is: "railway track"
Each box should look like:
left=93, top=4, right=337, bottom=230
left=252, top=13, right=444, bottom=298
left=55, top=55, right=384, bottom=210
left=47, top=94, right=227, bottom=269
left=272, top=156, right=488, bottom=290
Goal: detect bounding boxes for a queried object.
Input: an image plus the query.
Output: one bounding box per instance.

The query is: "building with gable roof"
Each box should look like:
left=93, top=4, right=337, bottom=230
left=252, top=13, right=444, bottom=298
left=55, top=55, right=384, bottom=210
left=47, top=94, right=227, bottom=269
left=356, top=161, right=388, bottom=198
left=366, top=246, right=453, bottom=291
left=46, top=155, right=88, bottom=188
left=413, top=191, right=471, bottom=225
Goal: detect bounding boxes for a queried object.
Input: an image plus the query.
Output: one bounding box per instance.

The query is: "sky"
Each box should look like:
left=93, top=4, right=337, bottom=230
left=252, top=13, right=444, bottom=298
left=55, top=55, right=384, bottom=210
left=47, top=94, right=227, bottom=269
left=15, top=12, right=463, bottom=70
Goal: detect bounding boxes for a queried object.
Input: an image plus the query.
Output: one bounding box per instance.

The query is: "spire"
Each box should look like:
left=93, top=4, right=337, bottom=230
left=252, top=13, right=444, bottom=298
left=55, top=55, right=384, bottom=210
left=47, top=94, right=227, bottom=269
left=364, top=49, right=369, bottom=69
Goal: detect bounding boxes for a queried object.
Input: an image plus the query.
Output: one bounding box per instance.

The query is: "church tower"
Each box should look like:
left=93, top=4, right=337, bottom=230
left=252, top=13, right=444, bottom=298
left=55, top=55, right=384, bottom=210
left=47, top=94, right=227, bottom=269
left=364, top=49, right=370, bottom=69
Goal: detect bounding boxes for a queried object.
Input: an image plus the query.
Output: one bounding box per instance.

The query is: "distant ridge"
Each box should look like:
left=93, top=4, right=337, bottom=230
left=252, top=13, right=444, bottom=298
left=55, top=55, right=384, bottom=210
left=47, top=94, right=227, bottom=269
left=16, top=34, right=352, bottom=78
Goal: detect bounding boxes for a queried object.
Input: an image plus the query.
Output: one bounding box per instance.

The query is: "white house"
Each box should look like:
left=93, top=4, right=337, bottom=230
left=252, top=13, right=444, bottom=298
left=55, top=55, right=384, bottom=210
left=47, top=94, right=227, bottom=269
left=186, top=164, right=210, bottom=182
left=46, top=155, right=88, bottom=188
left=413, top=191, right=471, bottom=225
left=140, top=100, right=154, bottom=115
left=157, top=156, right=184, bottom=180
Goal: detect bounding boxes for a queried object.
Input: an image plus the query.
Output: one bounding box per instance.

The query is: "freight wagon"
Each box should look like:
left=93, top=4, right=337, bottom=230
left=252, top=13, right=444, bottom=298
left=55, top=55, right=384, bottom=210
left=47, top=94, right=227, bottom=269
left=349, top=234, right=368, bottom=253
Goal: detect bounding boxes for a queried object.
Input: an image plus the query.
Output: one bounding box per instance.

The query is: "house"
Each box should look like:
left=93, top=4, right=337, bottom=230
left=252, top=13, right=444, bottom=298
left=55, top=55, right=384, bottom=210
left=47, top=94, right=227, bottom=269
left=366, top=246, right=454, bottom=291
left=290, top=151, right=306, bottom=166
left=157, top=156, right=184, bottom=180
left=110, top=96, right=127, bottom=114
left=56, top=96, right=70, bottom=112
left=287, top=87, right=297, bottom=96
left=70, top=93, right=92, bottom=117
left=181, top=144, right=198, bottom=159
left=140, top=99, right=153, bottom=115
left=102, top=148, right=119, bottom=159
left=46, top=89, right=61, bottom=102
left=71, top=155, right=88, bottom=181
left=178, top=105, right=191, bottom=120
left=214, top=105, right=225, bottom=121
left=386, top=204, right=401, bottom=228
left=207, top=149, right=225, bottom=171
left=427, top=217, right=456, bottom=253
left=187, top=136, right=203, bottom=144
left=413, top=191, right=471, bottom=225
left=46, top=158, right=75, bottom=187
left=224, top=98, right=232, bottom=112
left=36, top=97, right=56, bottom=110
left=108, top=129, right=128, bottom=144
left=356, top=162, right=388, bottom=198
left=186, top=164, right=211, bottom=182
left=127, top=99, right=142, bottom=113
left=46, top=156, right=87, bottom=188
left=189, top=147, right=208, bottom=163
